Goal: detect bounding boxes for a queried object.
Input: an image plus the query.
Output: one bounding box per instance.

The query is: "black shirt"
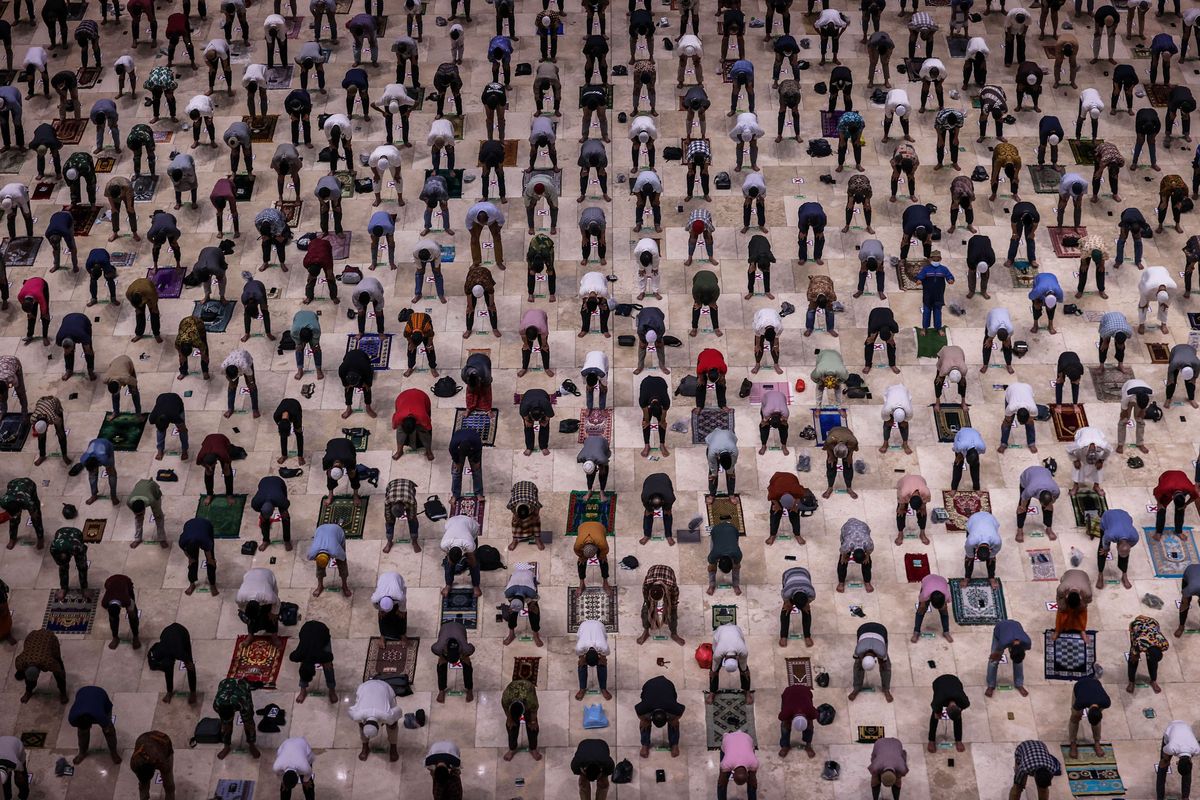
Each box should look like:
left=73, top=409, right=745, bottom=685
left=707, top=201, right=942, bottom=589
left=1072, top=677, right=1110, bottom=710
left=1011, top=202, right=1039, bottom=224
left=902, top=204, right=932, bottom=235
left=967, top=234, right=995, bottom=267
left=635, top=676, right=685, bottom=717
left=1135, top=108, right=1161, bottom=134
left=339, top=348, right=375, bottom=386
left=322, top=437, right=357, bottom=470
left=930, top=674, right=970, bottom=711
left=1112, top=64, right=1138, bottom=87
left=1057, top=350, right=1084, bottom=380
left=273, top=397, right=303, bottom=428
left=479, top=139, right=506, bottom=167
left=867, top=307, right=899, bottom=338
left=519, top=388, right=555, bottom=419
left=571, top=740, right=615, bottom=775
left=638, top=375, right=671, bottom=409
left=155, top=622, right=194, bottom=663
left=149, top=392, right=185, bottom=427
left=641, top=472, right=675, bottom=508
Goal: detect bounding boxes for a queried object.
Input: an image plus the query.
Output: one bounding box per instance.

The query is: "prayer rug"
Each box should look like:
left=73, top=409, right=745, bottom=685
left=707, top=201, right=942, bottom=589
left=1145, top=528, right=1199, bottom=578
left=0, top=237, right=40, bottom=266
left=1148, top=342, right=1171, bottom=364
left=1029, top=164, right=1065, bottom=193
left=148, top=267, right=184, bottom=299
left=905, top=553, right=931, bottom=582
left=18, top=732, right=45, bottom=749
left=326, top=231, right=352, bottom=259
left=1028, top=549, right=1057, bottom=581
left=1060, top=745, right=1124, bottom=796
left=1189, top=312, right=1200, bottom=330
left=32, top=180, right=55, bottom=200
left=266, top=66, right=293, bottom=89
left=109, top=251, right=134, bottom=267
left=152, top=131, right=173, bottom=143
left=275, top=200, right=302, bottom=227
left=42, top=589, right=97, bottom=634
left=1148, top=83, right=1173, bottom=108
left=512, top=656, right=540, bottom=682
left=82, top=519, right=105, bottom=543
left=334, top=0, right=351, bottom=11
left=1069, top=138, right=1102, bottom=164
left=345, top=333, right=393, bottom=370
left=1048, top=226, right=1087, bottom=258
left=0, top=149, right=25, bottom=173
left=949, top=578, right=1007, bottom=625
left=340, top=426, right=368, bottom=451
left=242, top=115, right=279, bottom=143
left=446, top=113, right=465, bottom=139
left=227, top=634, right=286, bottom=687
left=450, top=496, right=485, bottom=527
left=213, top=780, right=255, bottom=800
left=578, top=409, right=614, bottom=445
left=0, top=412, right=30, bottom=452
left=69, top=204, right=100, bottom=236
left=195, top=494, right=248, bottom=539
left=97, top=412, right=147, bottom=451
left=915, top=327, right=948, bottom=358
left=191, top=300, right=236, bottom=333
left=132, top=175, right=159, bottom=202
left=1044, top=630, right=1097, bottom=680
left=1051, top=404, right=1088, bottom=442
left=567, top=586, right=618, bottom=633
left=1088, top=365, right=1132, bottom=402
left=785, top=657, right=812, bottom=687
left=819, top=110, right=844, bottom=139
left=1009, top=259, right=1038, bottom=288
left=52, top=118, right=87, bottom=145
left=858, top=726, right=886, bottom=743
left=233, top=174, right=255, bottom=201
left=441, top=588, right=478, bottom=629
left=318, top=495, right=367, bottom=539
left=691, top=408, right=735, bottom=444
left=333, top=170, right=355, bottom=197
left=1132, top=43, right=1152, bottom=59
left=712, top=605, right=737, bottom=629
left=813, top=407, right=848, bottom=445
left=748, top=382, right=791, bottom=405
left=362, top=636, right=419, bottom=682
left=705, top=494, right=746, bottom=535
left=565, top=490, right=617, bottom=535
left=946, top=36, right=968, bottom=58
left=94, top=157, right=115, bottom=174
left=896, top=259, right=922, bottom=290
left=1071, top=489, right=1109, bottom=528
left=704, top=692, right=755, bottom=749
left=904, top=58, right=925, bottom=83
left=66, top=0, right=85, bottom=18
left=424, top=168, right=464, bottom=199
left=452, top=408, right=499, bottom=446
left=0, top=69, right=13, bottom=87
left=403, top=85, right=425, bottom=111
left=76, top=66, right=101, bottom=88
left=502, top=139, right=519, bottom=166
left=285, top=15, right=304, bottom=36
left=933, top=403, right=970, bottom=443
left=942, top=490, right=991, bottom=532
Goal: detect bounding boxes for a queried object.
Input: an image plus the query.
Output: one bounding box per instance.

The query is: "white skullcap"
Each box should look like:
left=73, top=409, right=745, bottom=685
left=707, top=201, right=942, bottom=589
left=645, top=330, right=658, bottom=343
left=948, top=368, right=962, bottom=383
left=66, top=168, right=78, bottom=181
left=361, top=722, right=380, bottom=738
left=379, top=596, right=394, bottom=612
left=472, top=284, right=485, bottom=298
left=792, top=716, right=809, bottom=733
left=978, top=263, right=990, bottom=274
left=892, top=408, right=906, bottom=423
left=638, top=131, right=649, bottom=143
left=1044, top=294, right=1057, bottom=308
left=542, top=14, right=551, bottom=26
left=1157, top=290, right=1170, bottom=304
left=1049, top=134, right=1061, bottom=145
left=723, top=656, right=739, bottom=673
left=740, top=129, right=753, bottom=142
left=861, top=655, right=878, bottom=671
left=329, top=466, right=345, bottom=481
left=34, top=419, right=47, bottom=434
left=0, top=197, right=11, bottom=210
left=583, top=460, right=596, bottom=475
left=1089, top=107, right=1100, bottom=119
left=1183, top=366, right=1196, bottom=381
left=895, top=104, right=908, bottom=117
left=684, top=44, right=697, bottom=56
left=377, top=156, right=390, bottom=171
left=1026, top=73, right=1037, bottom=85
left=388, top=100, right=400, bottom=114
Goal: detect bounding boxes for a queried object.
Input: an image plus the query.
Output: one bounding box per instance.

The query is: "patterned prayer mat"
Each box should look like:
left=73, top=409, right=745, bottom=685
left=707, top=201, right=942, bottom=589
left=284, top=15, right=304, bottom=36
left=1051, top=404, right=1088, bottom=442
left=213, top=780, right=256, bottom=800
left=195, top=494, right=248, bottom=539
left=1189, top=312, right=1200, bottom=330
left=858, top=725, right=886, bottom=743
left=712, top=604, right=737, bottom=629
left=819, top=110, right=844, bottom=138
left=1088, top=365, right=1132, bottom=402
left=345, top=334, right=393, bottom=370
left=903, top=57, right=925, bottom=83
left=362, top=636, right=419, bottom=682
left=132, top=175, right=159, bottom=202
left=97, top=412, right=147, bottom=451
left=915, top=327, right=948, bottom=358
left=191, top=300, right=237, bottom=333
left=785, top=657, right=812, bottom=687
left=691, top=407, right=735, bottom=444
left=275, top=199, right=302, bottom=227
left=1029, top=164, right=1066, bottom=193
left=1069, top=138, right=1102, bottom=164
left=226, top=634, right=287, bottom=687
left=1028, top=549, right=1057, bottom=581
left=441, top=588, right=478, bottom=629
left=82, top=519, right=105, bottom=543
left=905, top=553, right=931, bottom=582
left=0, top=412, right=30, bottom=452
left=1044, top=630, right=1097, bottom=680
left=243, top=114, right=280, bottom=142
left=450, top=496, right=486, bottom=527
left=1071, top=490, right=1108, bottom=528
left=1145, top=528, right=1199, bottom=578
left=52, top=118, right=87, bottom=145
left=502, top=139, right=519, bottom=166
left=578, top=409, right=614, bottom=444
left=896, top=259, right=922, bottom=290
left=424, top=168, right=464, bottom=199
left=318, top=495, right=367, bottom=539
left=933, top=403, right=970, bottom=443
left=69, top=204, right=100, bottom=236
left=1048, top=226, right=1087, bottom=258
left=109, top=251, right=134, bottom=267
left=1147, top=342, right=1171, bottom=364
left=452, top=408, right=499, bottom=446
left=705, top=494, right=746, bottom=535
left=148, top=267, right=184, bottom=299
left=42, top=589, right=97, bottom=634
left=1060, top=745, right=1124, bottom=796
left=18, top=732, right=45, bottom=749
left=332, top=171, right=355, bottom=197
left=326, top=231, right=352, bottom=259
left=0, top=149, right=26, bottom=173
left=949, top=578, right=1007, bottom=625
left=567, top=586, right=618, bottom=633
left=66, top=0, right=85, bottom=18
left=704, top=692, right=756, bottom=749
left=0, top=236, right=40, bottom=266
left=748, top=382, right=791, bottom=405
left=1148, top=83, right=1173, bottom=108
left=1009, top=259, right=1038, bottom=288
left=813, top=407, right=847, bottom=445
left=28, top=177, right=51, bottom=196
left=942, top=490, right=991, bottom=532
left=342, top=426, right=369, bottom=452
left=565, top=490, right=617, bottom=535
left=76, top=65, right=101, bottom=88
left=512, top=656, right=540, bottom=682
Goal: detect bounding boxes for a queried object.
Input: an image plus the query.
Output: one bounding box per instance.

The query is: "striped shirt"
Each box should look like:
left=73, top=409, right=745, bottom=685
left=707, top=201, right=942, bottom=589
left=934, top=108, right=965, bottom=130
left=908, top=11, right=938, bottom=31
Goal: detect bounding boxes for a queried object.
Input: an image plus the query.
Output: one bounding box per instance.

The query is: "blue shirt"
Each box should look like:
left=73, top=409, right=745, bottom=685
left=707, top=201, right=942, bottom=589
left=1039, top=115, right=1064, bottom=138
left=1028, top=272, right=1064, bottom=303
left=797, top=202, right=826, bottom=228
left=341, top=68, right=369, bottom=89
left=307, top=523, right=347, bottom=561
left=86, top=248, right=112, bottom=274
left=46, top=210, right=75, bottom=239
left=68, top=686, right=113, bottom=728
left=991, top=619, right=1031, bottom=654
left=953, top=427, right=986, bottom=454
left=368, top=210, right=395, bottom=236
left=56, top=312, right=92, bottom=345
left=449, top=428, right=483, bottom=461
left=488, top=36, right=513, bottom=60
left=1100, top=509, right=1138, bottom=546
left=179, top=517, right=215, bottom=552
left=251, top=476, right=290, bottom=514
left=729, top=59, right=754, bottom=82
left=82, top=438, right=115, bottom=467
left=915, top=263, right=954, bottom=306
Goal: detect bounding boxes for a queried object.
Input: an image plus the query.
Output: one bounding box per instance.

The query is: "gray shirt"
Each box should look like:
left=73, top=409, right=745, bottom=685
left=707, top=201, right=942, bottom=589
left=859, top=239, right=885, bottom=265
left=1019, top=466, right=1059, bottom=503
left=705, top=429, right=738, bottom=471
left=578, top=435, right=610, bottom=465
left=224, top=122, right=252, bottom=150
left=782, top=567, right=815, bottom=602
left=315, top=175, right=342, bottom=203
left=579, top=206, right=606, bottom=231
left=1169, top=344, right=1200, bottom=381
left=148, top=212, right=180, bottom=242
left=707, top=523, right=742, bottom=563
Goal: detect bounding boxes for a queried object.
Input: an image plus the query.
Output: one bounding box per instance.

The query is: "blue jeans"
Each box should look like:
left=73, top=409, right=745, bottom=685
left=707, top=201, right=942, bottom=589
left=451, top=457, right=484, bottom=497
left=156, top=424, right=189, bottom=453
left=922, top=304, right=943, bottom=330
left=414, top=263, right=445, bottom=298
left=1000, top=418, right=1036, bottom=446
left=805, top=306, right=834, bottom=333
left=1115, top=232, right=1143, bottom=266
left=986, top=656, right=1024, bottom=688
left=913, top=604, right=949, bottom=633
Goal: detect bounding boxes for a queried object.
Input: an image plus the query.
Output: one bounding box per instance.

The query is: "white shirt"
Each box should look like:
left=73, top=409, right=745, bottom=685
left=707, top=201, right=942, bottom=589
left=677, top=33, right=702, bottom=57
left=242, top=63, right=267, bottom=87
left=575, top=618, right=610, bottom=654
left=264, top=13, right=287, bottom=33
left=965, top=37, right=989, bottom=58
left=380, top=83, right=415, bottom=110
left=440, top=515, right=479, bottom=552
left=370, top=571, right=407, bottom=612
left=964, top=512, right=1002, bottom=555
left=815, top=8, right=848, bottom=29
left=236, top=567, right=279, bottom=607
left=1139, top=266, right=1177, bottom=302
left=114, top=55, right=136, bottom=74
left=985, top=307, right=1014, bottom=337
left=881, top=384, right=913, bottom=420
left=885, top=88, right=911, bottom=117
left=582, top=350, right=609, bottom=376
left=753, top=307, right=783, bottom=336
left=579, top=271, right=609, bottom=297
left=1003, top=383, right=1037, bottom=415
left=413, top=237, right=441, bottom=262
left=729, top=112, right=764, bottom=141
left=1120, top=378, right=1153, bottom=410
left=323, top=113, right=352, bottom=140
left=1185, top=8, right=1200, bottom=27
left=632, top=170, right=662, bottom=194
left=919, top=58, right=946, bottom=80
left=1005, top=7, right=1031, bottom=32
left=349, top=680, right=403, bottom=725
left=370, top=145, right=402, bottom=170
left=712, top=623, right=749, bottom=659
left=1069, top=426, right=1111, bottom=458
left=204, top=39, right=231, bottom=59
left=629, top=115, right=658, bottom=140
left=741, top=172, right=766, bottom=198
left=21, top=47, right=48, bottom=70
left=186, top=95, right=214, bottom=117
left=427, top=118, right=455, bottom=146
left=1080, top=88, right=1104, bottom=115
left=220, top=349, right=255, bottom=376
left=272, top=737, right=314, bottom=778
left=633, top=238, right=660, bottom=271
left=1164, top=721, right=1200, bottom=757
left=530, top=116, right=556, bottom=145
left=0, top=182, right=30, bottom=212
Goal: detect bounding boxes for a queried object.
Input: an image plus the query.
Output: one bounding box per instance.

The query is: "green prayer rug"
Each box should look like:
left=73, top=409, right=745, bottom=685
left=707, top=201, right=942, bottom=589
left=915, top=327, right=948, bottom=358
left=318, top=495, right=368, bottom=539
left=195, top=494, right=248, bottom=539
left=97, top=412, right=147, bottom=452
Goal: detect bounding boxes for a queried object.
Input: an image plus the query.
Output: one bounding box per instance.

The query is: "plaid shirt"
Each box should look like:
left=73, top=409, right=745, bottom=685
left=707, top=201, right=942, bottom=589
left=686, top=208, right=714, bottom=234
left=509, top=480, right=542, bottom=541
left=1014, top=740, right=1062, bottom=781
left=383, top=479, right=417, bottom=525
left=254, top=208, right=288, bottom=238
left=934, top=108, right=965, bottom=130
left=685, top=138, right=711, bottom=164
left=1098, top=311, right=1133, bottom=339
left=508, top=481, right=540, bottom=511
left=908, top=11, right=938, bottom=31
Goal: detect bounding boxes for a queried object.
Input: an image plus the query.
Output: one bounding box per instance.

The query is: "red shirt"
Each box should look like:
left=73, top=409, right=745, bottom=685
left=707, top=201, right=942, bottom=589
left=392, top=388, right=432, bottom=430
left=101, top=574, right=135, bottom=608
left=197, top=433, right=233, bottom=465
left=768, top=472, right=804, bottom=505
left=210, top=178, right=236, bottom=202
left=304, top=237, right=333, bottom=270
left=778, top=685, right=817, bottom=723
left=1156, top=470, right=1200, bottom=504
left=696, top=348, right=727, bottom=377
left=17, top=278, right=48, bottom=316
left=166, top=13, right=188, bottom=36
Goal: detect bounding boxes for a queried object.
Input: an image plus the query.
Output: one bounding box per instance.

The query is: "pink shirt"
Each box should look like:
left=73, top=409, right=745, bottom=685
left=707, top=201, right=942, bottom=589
left=896, top=475, right=931, bottom=504
left=519, top=309, right=549, bottom=337
left=719, top=731, right=759, bottom=771
left=760, top=389, right=789, bottom=420
left=919, top=574, right=950, bottom=602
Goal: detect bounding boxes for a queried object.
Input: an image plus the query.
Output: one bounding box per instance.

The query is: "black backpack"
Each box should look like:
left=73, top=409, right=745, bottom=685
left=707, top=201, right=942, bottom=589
left=189, top=718, right=224, bottom=747
left=279, top=601, right=300, bottom=627
left=613, top=759, right=634, bottom=784
left=424, top=495, right=449, bottom=521
left=432, top=376, right=461, bottom=397
left=476, top=544, right=505, bottom=571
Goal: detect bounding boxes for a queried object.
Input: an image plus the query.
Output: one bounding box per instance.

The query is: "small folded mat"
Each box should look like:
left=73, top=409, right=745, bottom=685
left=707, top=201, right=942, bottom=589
left=1028, top=549, right=1057, bottom=581
left=819, top=110, right=844, bottom=138
left=52, top=118, right=87, bottom=145
left=1070, top=489, right=1108, bottom=528
left=1059, top=744, right=1124, bottom=797
left=0, top=237, right=42, bottom=266
left=191, top=300, right=237, bottom=333
left=69, top=204, right=100, bottom=236
left=1009, top=259, right=1038, bottom=288
left=812, top=407, right=847, bottom=445
left=132, top=175, right=159, bottom=202
left=345, top=334, right=393, bottom=370
left=452, top=409, right=499, bottom=446
left=1147, top=83, right=1173, bottom=108
left=905, top=553, right=931, bottom=582
left=0, top=412, right=31, bottom=452
left=449, top=496, right=486, bottom=527
left=915, top=327, right=948, bottom=358
left=1028, top=164, right=1065, bottom=193
left=712, top=604, right=737, bottom=629
left=148, top=268, right=184, bottom=299
left=82, top=519, right=105, bottom=543
left=933, top=403, right=970, bottom=443
left=318, top=495, right=368, bottom=539
left=1050, top=404, right=1088, bottom=442
left=1069, top=138, right=1102, bottom=164
left=242, top=114, right=280, bottom=142
left=1048, top=226, right=1087, bottom=258
left=895, top=259, right=923, bottom=290
left=785, top=657, right=812, bottom=687
left=1147, top=342, right=1171, bottom=364
left=748, top=382, right=791, bottom=405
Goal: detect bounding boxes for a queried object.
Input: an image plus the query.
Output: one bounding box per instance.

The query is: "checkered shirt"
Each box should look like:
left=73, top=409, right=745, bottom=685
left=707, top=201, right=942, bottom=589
left=686, top=138, right=711, bottom=164
left=384, top=479, right=417, bottom=525
left=934, top=108, right=965, bottom=130
left=1098, top=311, right=1133, bottom=339
left=254, top=208, right=288, bottom=238
left=686, top=208, right=714, bottom=234
left=1013, top=740, right=1062, bottom=781
left=908, top=11, right=938, bottom=31
left=508, top=481, right=541, bottom=511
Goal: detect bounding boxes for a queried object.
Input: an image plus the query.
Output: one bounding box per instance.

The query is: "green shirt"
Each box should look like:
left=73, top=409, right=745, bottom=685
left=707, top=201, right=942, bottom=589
left=691, top=270, right=720, bottom=304
left=213, top=678, right=254, bottom=719
left=126, top=479, right=162, bottom=511
left=64, top=152, right=95, bottom=178
left=501, top=679, right=539, bottom=716
left=127, top=124, right=155, bottom=148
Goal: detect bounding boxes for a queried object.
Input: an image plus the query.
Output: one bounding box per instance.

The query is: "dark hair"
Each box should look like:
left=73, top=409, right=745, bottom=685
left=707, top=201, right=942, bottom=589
left=1038, top=490, right=1054, bottom=506
left=282, top=772, right=299, bottom=789
left=1086, top=707, right=1103, bottom=725
left=129, top=499, right=145, bottom=513
left=525, top=326, right=539, bottom=342
left=651, top=710, right=669, bottom=727
left=852, top=547, right=867, bottom=564
left=718, top=453, right=733, bottom=470
left=909, top=495, right=923, bottom=511
left=200, top=452, right=219, bottom=467
left=930, top=591, right=946, bottom=609
left=1136, top=392, right=1150, bottom=409
left=401, top=417, right=416, bottom=434
left=1067, top=591, right=1081, bottom=609
left=707, top=368, right=720, bottom=381
left=717, top=555, right=733, bottom=573
left=447, top=546, right=463, bottom=564
left=975, top=544, right=991, bottom=561
left=298, top=327, right=313, bottom=343
left=762, top=327, right=776, bottom=342
left=106, top=380, right=121, bottom=394
left=997, top=328, right=1010, bottom=342
left=1010, top=645, right=1026, bottom=664
left=1033, top=768, right=1053, bottom=789
left=1016, top=408, right=1030, bottom=425
left=225, top=365, right=239, bottom=380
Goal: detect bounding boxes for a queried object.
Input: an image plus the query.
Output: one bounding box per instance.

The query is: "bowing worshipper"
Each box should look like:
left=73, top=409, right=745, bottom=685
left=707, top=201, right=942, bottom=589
left=862, top=307, right=899, bottom=375
left=868, top=738, right=909, bottom=799
left=1166, top=344, right=1200, bottom=408
left=432, top=621, right=475, bottom=703
left=507, top=481, right=543, bottom=551
left=402, top=310, right=439, bottom=378
left=371, top=572, right=408, bottom=639
left=290, top=620, right=338, bottom=703
left=502, top=563, right=542, bottom=646
left=501, top=678, right=542, bottom=761
left=895, top=474, right=931, bottom=545
left=927, top=674, right=971, bottom=753
left=426, top=742, right=463, bottom=799
left=636, top=676, right=685, bottom=758
left=640, top=473, right=675, bottom=546
left=879, top=383, right=913, bottom=454
left=779, top=567, right=815, bottom=647
left=581, top=351, right=609, bottom=412
left=812, top=347, right=848, bottom=406
left=1068, top=677, right=1111, bottom=760
left=837, top=518, right=874, bottom=592
left=986, top=619, right=1031, bottom=697
left=273, top=736, right=316, bottom=800
left=778, top=683, right=818, bottom=758
left=127, top=477, right=167, bottom=549
left=706, top=427, right=738, bottom=496
left=50, top=526, right=88, bottom=600
left=148, top=622, right=197, bottom=704
left=441, top=515, right=481, bottom=597
left=382, top=479, right=420, bottom=554
left=69, top=685, right=121, bottom=764
left=274, top=397, right=305, bottom=467
left=449, top=427, right=484, bottom=499
left=574, top=520, right=611, bottom=590
left=1067, top=426, right=1112, bottom=497
left=392, top=388, right=434, bottom=461
left=963, top=511, right=1002, bottom=587
left=571, top=740, right=614, bottom=798
left=322, top=435, right=363, bottom=503
left=716, top=731, right=759, bottom=800
left=15, top=628, right=68, bottom=704
left=752, top=306, right=784, bottom=376
left=1016, top=464, right=1060, bottom=541
left=767, top=471, right=806, bottom=545
left=1117, top=377, right=1154, bottom=455
left=1158, top=721, right=1200, bottom=800
left=707, top=522, right=743, bottom=595
left=31, top=394, right=70, bottom=466
left=578, top=433, right=610, bottom=498
left=823, top=424, right=859, bottom=499
left=1096, top=509, right=1139, bottom=589
left=1128, top=615, right=1169, bottom=694
left=575, top=618, right=612, bottom=700
left=912, top=573, right=953, bottom=643
left=1, top=477, right=45, bottom=550
left=1054, top=568, right=1093, bottom=645
left=101, top=576, right=140, bottom=651
left=709, top=622, right=753, bottom=705
left=638, top=375, right=672, bottom=455
left=197, top=432, right=236, bottom=502
left=349, top=679, right=402, bottom=761
left=236, top=568, right=281, bottom=642
left=1009, top=741, right=1061, bottom=800
left=1151, top=470, right=1200, bottom=539
left=179, top=518, right=218, bottom=596
left=639, top=565, right=684, bottom=644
